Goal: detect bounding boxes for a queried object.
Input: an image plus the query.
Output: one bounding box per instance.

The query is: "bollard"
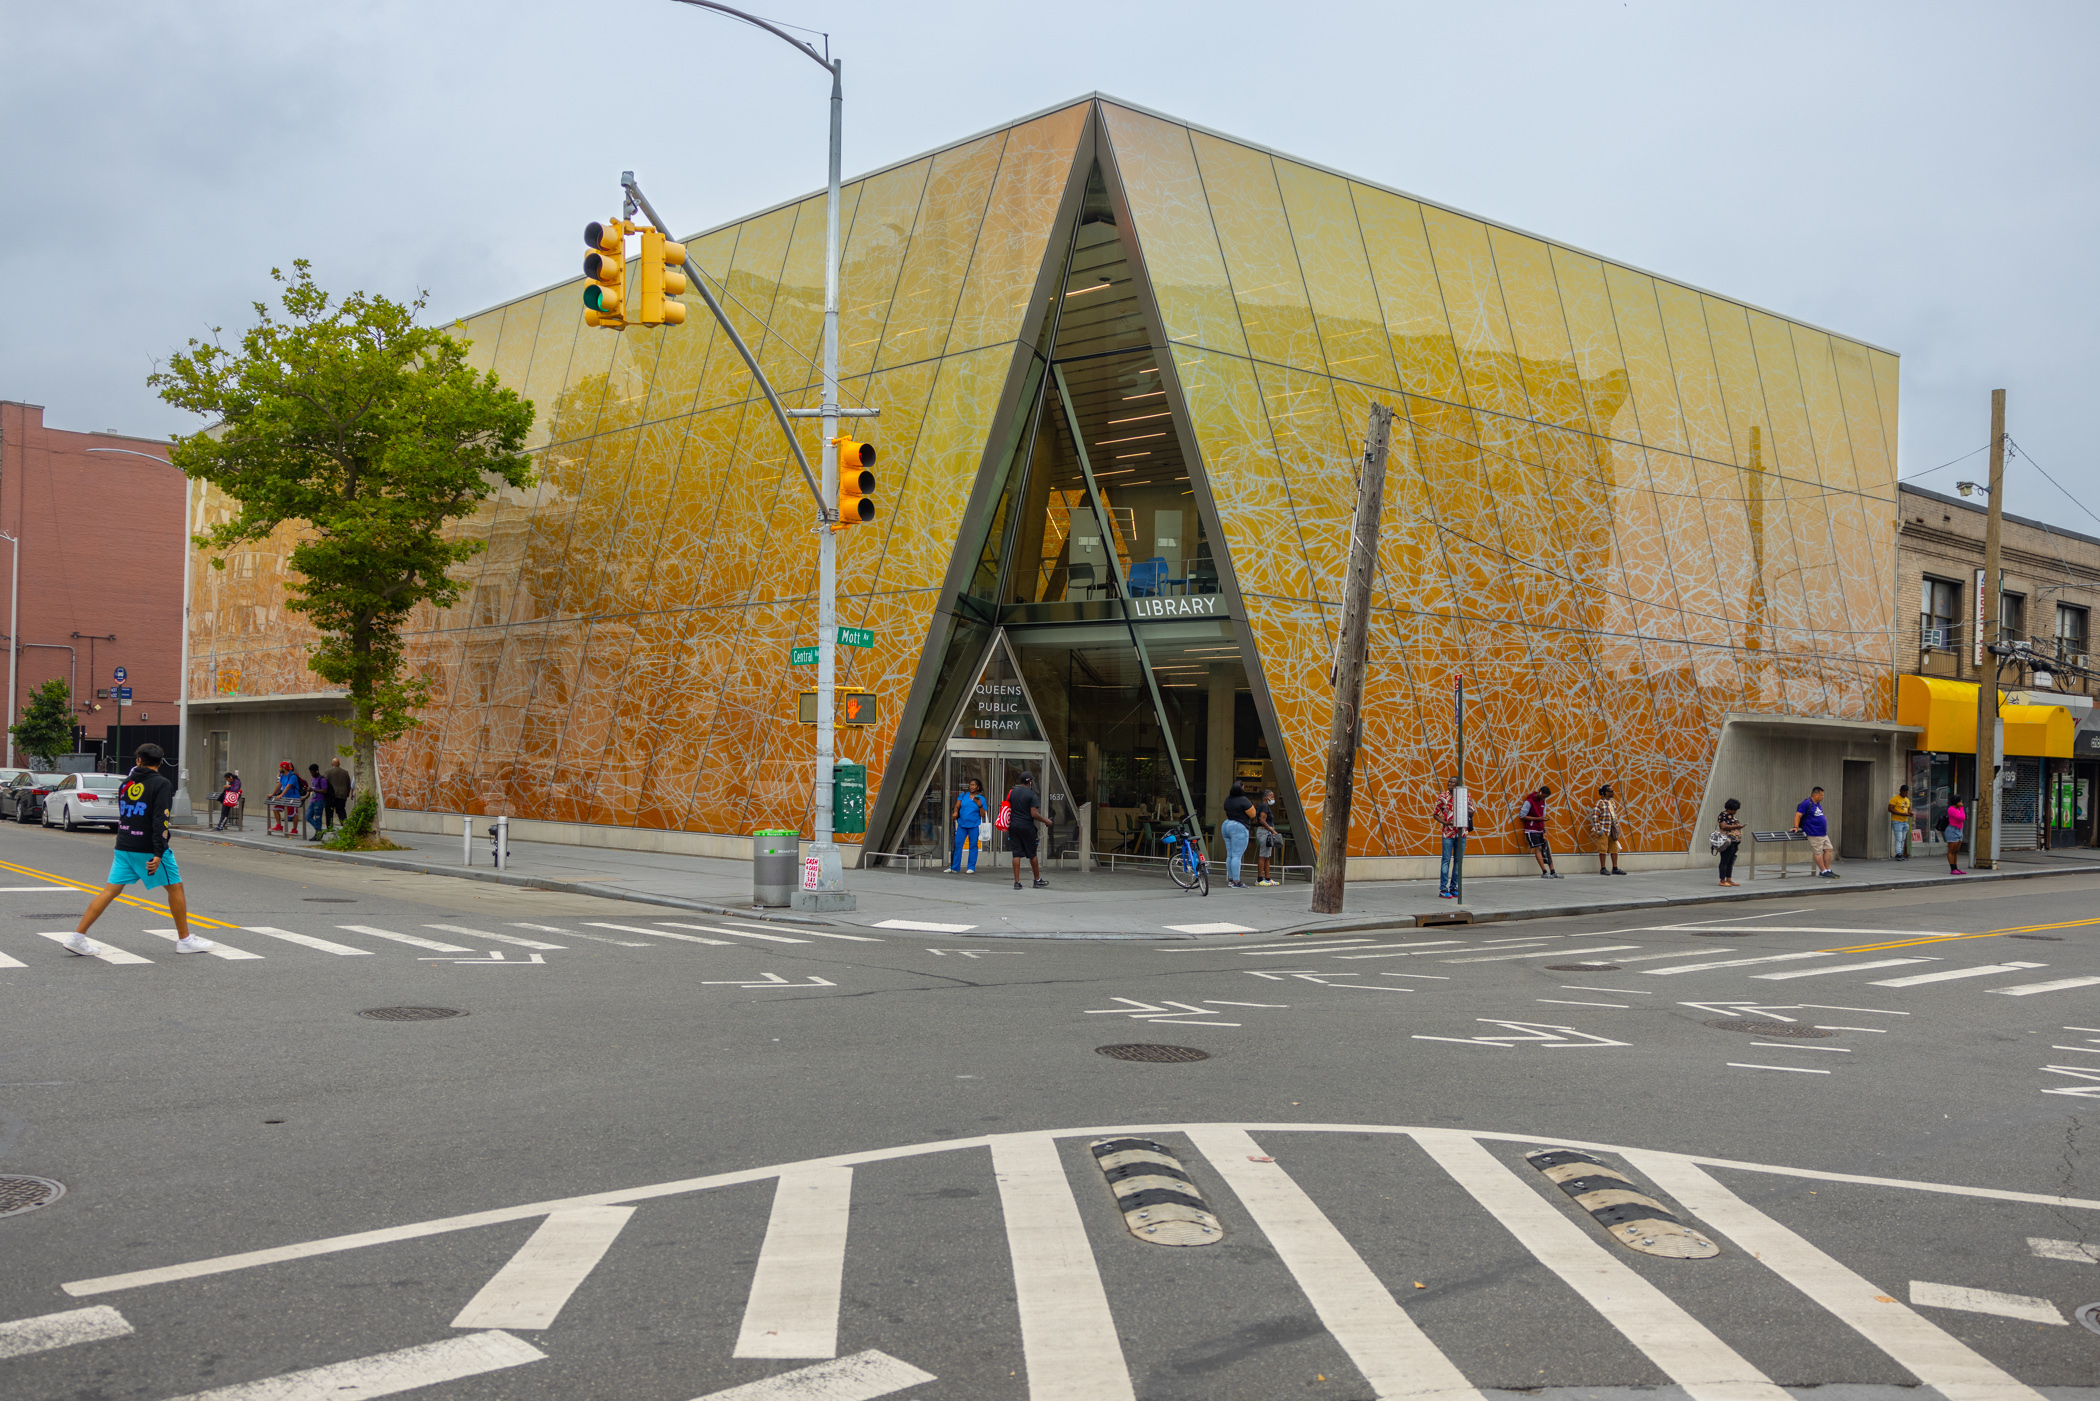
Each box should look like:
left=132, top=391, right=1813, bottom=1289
left=490, top=815, right=510, bottom=871
left=463, top=815, right=475, bottom=867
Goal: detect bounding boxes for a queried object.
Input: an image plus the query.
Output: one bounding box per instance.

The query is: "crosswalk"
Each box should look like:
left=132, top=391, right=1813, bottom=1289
left=32, top=1123, right=2097, bottom=1399
left=0, top=915, right=883, bottom=966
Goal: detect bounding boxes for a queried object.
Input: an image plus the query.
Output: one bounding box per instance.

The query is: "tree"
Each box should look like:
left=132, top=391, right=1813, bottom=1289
left=153, top=262, right=534, bottom=844
left=10, top=678, right=74, bottom=769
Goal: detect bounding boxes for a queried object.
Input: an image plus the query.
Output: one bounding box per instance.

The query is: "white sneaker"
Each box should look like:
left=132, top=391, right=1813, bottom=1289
left=174, top=934, right=216, bottom=954
left=62, top=932, right=94, bottom=956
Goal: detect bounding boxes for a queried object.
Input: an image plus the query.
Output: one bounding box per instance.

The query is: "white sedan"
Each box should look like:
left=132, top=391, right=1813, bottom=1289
left=42, top=773, right=126, bottom=831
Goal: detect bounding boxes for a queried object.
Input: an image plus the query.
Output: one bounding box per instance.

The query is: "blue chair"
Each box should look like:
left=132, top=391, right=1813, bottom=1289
left=1129, top=557, right=1168, bottom=597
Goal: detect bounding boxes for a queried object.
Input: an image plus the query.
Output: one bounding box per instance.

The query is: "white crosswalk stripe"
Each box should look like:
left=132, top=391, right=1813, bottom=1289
left=38, top=930, right=151, bottom=963
left=1992, top=975, right=2100, bottom=996
left=658, top=920, right=810, bottom=944
left=1871, top=961, right=2048, bottom=987
left=1751, top=957, right=1934, bottom=980
left=991, top=1133, right=1136, bottom=1401
left=143, top=927, right=262, bottom=959
left=337, top=925, right=473, bottom=952
left=734, top=1166, right=854, bottom=1359
left=424, top=924, right=564, bottom=949
left=243, top=926, right=371, bottom=956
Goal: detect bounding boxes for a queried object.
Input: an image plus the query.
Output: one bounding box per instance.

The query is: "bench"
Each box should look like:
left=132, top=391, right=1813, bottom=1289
left=1747, top=829, right=1807, bottom=879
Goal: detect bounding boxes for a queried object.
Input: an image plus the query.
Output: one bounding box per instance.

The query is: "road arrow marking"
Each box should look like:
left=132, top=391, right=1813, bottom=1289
left=699, top=974, right=837, bottom=988
left=1413, top=1020, right=1630, bottom=1049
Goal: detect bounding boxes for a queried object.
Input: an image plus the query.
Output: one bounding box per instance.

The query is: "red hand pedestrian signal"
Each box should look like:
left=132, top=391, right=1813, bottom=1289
left=841, top=692, right=878, bottom=726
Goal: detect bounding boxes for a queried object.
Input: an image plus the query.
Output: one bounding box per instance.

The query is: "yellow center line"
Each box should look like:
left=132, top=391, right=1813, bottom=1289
left=0, top=857, right=244, bottom=930
left=1828, top=915, right=2100, bottom=954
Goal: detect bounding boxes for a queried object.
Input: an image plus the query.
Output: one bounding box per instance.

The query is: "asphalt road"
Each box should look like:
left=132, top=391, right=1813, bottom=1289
left=4, top=821, right=2099, bottom=1400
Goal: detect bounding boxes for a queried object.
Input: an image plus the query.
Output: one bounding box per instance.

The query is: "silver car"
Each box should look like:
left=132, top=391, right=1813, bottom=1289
left=43, top=772, right=126, bottom=831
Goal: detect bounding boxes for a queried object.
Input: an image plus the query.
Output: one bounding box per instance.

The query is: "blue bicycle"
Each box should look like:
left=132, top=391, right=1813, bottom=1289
left=1161, top=815, right=1209, bottom=896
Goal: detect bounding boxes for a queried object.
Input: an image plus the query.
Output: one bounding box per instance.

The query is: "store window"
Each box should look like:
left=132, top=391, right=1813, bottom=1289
left=1921, top=577, right=1959, bottom=651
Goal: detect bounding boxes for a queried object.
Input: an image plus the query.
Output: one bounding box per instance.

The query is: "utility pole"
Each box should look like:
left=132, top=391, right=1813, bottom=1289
left=1, top=532, right=16, bottom=769
left=1311, top=404, right=1392, bottom=916
left=1972, top=389, right=2006, bottom=869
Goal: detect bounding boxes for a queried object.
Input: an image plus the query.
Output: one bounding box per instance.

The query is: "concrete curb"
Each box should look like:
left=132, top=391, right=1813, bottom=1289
left=171, top=827, right=832, bottom=927
left=1269, top=860, right=2100, bottom=937
left=174, top=823, right=2100, bottom=943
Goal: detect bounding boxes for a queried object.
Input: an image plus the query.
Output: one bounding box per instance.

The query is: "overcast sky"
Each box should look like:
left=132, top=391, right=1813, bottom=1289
left=5, top=0, right=2095, bottom=524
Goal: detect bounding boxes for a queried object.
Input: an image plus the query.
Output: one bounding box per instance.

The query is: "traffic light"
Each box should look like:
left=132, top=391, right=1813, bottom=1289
left=583, top=219, right=629, bottom=329
left=840, top=688, right=879, bottom=726
left=638, top=227, right=687, bottom=326
left=835, top=437, right=876, bottom=528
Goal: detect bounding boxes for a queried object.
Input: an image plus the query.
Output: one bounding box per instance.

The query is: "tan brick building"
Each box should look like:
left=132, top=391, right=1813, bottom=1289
left=0, top=402, right=187, bottom=771
left=1896, top=481, right=2099, bottom=849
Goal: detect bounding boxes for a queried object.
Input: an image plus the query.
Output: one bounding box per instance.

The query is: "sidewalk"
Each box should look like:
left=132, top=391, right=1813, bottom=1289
left=175, top=820, right=2100, bottom=939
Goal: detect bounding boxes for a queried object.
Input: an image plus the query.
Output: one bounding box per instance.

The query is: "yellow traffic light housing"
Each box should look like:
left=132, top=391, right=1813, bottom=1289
left=835, top=437, right=876, bottom=529
left=583, top=219, right=630, bottom=329
left=638, top=227, right=687, bottom=327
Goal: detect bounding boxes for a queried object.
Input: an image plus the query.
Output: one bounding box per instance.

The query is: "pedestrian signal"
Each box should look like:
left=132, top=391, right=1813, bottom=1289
left=583, top=219, right=629, bottom=329
left=835, top=437, right=876, bottom=529
left=797, top=690, right=818, bottom=725
left=638, top=227, right=687, bottom=326
left=841, top=689, right=878, bottom=726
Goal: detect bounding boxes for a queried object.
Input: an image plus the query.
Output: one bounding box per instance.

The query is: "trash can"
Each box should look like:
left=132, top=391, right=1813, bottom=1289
left=753, top=829, right=800, bottom=907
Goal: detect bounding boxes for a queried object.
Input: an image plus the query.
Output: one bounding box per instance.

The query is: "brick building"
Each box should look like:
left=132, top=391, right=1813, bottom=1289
left=1896, top=481, right=2099, bottom=849
left=0, top=402, right=187, bottom=770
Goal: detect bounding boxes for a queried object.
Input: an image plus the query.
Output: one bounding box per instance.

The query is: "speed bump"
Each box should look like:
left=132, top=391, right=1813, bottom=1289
left=1526, top=1148, right=1719, bottom=1258
left=1090, top=1137, right=1222, bottom=1246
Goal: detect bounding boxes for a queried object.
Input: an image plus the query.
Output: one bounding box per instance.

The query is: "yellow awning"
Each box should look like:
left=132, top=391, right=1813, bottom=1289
left=1896, top=675, right=2074, bottom=757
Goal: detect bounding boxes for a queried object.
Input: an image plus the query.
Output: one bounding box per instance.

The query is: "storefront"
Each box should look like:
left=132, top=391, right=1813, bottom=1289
left=1896, top=676, right=2075, bottom=853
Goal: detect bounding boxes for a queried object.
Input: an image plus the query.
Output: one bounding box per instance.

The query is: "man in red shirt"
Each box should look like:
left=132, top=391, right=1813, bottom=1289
left=1521, top=785, right=1563, bottom=879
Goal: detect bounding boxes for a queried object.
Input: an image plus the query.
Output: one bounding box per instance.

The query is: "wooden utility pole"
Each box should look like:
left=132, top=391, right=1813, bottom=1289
left=1972, top=388, right=2007, bottom=868
left=1311, top=404, right=1392, bottom=915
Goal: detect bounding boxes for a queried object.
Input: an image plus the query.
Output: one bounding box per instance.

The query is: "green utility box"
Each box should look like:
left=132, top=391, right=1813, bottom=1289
left=832, top=763, right=867, bottom=835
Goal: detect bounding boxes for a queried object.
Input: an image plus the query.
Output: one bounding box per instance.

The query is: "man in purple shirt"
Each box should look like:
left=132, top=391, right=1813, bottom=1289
left=1793, top=786, right=1836, bottom=877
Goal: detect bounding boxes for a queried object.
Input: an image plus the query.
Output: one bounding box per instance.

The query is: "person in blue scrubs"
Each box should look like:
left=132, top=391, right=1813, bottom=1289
left=950, top=779, right=986, bottom=873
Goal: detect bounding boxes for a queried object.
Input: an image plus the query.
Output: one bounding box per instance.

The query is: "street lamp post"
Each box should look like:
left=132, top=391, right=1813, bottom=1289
left=84, top=445, right=192, bottom=815
left=0, top=531, right=15, bottom=769
left=667, top=0, right=859, bottom=909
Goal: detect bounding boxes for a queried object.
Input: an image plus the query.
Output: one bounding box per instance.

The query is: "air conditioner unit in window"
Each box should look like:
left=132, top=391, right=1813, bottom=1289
left=1920, top=626, right=1946, bottom=650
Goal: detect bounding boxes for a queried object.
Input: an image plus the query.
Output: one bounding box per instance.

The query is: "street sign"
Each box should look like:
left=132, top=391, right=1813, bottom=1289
left=791, top=646, right=819, bottom=666
left=113, top=666, right=127, bottom=682
left=836, top=626, right=874, bottom=648
left=115, top=686, right=133, bottom=701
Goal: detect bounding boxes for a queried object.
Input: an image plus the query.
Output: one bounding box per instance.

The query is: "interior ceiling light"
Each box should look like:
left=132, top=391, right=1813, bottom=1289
left=1097, top=432, right=1165, bottom=446
left=1122, top=390, right=1164, bottom=400
left=1108, top=411, right=1171, bottom=425
left=1064, top=276, right=1113, bottom=299
left=1115, top=452, right=1151, bottom=459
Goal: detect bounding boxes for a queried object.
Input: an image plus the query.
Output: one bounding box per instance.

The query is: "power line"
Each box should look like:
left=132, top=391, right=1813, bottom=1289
left=1897, top=442, right=1992, bottom=485
left=2004, top=436, right=2100, bottom=532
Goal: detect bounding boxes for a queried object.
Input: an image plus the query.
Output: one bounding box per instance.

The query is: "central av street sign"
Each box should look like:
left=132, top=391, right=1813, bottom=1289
left=791, top=647, right=819, bottom=666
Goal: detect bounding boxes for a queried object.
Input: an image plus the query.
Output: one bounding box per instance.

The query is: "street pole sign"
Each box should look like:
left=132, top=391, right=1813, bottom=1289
left=836, top=626, right=874, bottom=648
left=113, top=666, right=127, bottom=683
left=791, top=647, right=819, bottom=666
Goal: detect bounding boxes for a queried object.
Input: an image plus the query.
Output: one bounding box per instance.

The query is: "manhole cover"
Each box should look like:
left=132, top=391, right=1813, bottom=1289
left=358, top=1007, right=469, bottom=1022
left=2009, top=934, right=2063, bottom=941
left=0, top=1175, right=66, bottom=1219
left=1704, top=1019, right=1834, bottom=1038
left=1096, top=1044, right=1210, bottom=1063
left=1545, top=963, right=1620, bottom=972
left=303, top=897, right=357, bottom=903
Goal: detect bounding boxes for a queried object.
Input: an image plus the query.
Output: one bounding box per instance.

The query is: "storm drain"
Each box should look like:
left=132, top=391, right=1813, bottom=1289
left=1095, top=1044, right=1209, bottom=1063
left=1525, top=1149, right=1718, bottom=1259
left=1090, top=1138, right=1222, bottom=1245
left=0, top=1175, right=66, bottom=1219
left=358, top=1007, right=469, bottom=1022
left=1704, top=1019, right=1834, bottom=1038
left=1544, top=963, right=1620, bottom=972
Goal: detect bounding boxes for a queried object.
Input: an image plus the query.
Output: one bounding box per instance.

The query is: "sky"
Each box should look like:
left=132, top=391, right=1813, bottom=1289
left=4, top=0, right=2096, bottom=526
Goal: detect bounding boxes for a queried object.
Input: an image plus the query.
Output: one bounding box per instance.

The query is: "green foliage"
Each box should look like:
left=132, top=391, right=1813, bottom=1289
left=152, top=261, right=535, bottom=817
left=9, top=678, right=74, bottom=766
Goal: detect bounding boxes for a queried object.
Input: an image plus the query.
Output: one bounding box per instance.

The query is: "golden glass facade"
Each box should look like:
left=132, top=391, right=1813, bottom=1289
left=188, top=96, right=1897, bottom=860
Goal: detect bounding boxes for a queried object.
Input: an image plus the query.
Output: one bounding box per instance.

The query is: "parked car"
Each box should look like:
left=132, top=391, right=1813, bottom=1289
left=42, top=772, right=126, bottom=831
left=0, top=771, right=60, bottom=823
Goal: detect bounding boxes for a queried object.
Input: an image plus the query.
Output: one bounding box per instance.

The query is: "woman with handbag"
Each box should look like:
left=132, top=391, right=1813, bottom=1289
left=1944, top=792, right=1967, bottom=875
left=1714, top=798, right=1745, bottom=886
left=1588, top=784, right=1625, bottom=875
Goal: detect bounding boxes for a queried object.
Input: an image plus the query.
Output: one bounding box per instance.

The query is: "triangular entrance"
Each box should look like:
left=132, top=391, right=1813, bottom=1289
left=868, top=113, right=1299, bottom=877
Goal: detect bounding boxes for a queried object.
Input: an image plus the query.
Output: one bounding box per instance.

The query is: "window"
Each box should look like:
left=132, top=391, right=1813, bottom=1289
left=2060, top=603, right=2091, bottom=657
left=1921, top=577, right=1960, bottom=649
left=1999, top=591, right=2025, bottom=644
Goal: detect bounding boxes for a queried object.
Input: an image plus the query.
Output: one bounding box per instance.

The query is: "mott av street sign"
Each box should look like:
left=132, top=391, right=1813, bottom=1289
left=793, top=628, right=873, bottom=666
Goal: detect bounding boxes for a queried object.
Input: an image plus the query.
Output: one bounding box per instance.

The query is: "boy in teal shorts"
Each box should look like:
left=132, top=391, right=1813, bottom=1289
left=64, top=744, right=213, bottom=956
